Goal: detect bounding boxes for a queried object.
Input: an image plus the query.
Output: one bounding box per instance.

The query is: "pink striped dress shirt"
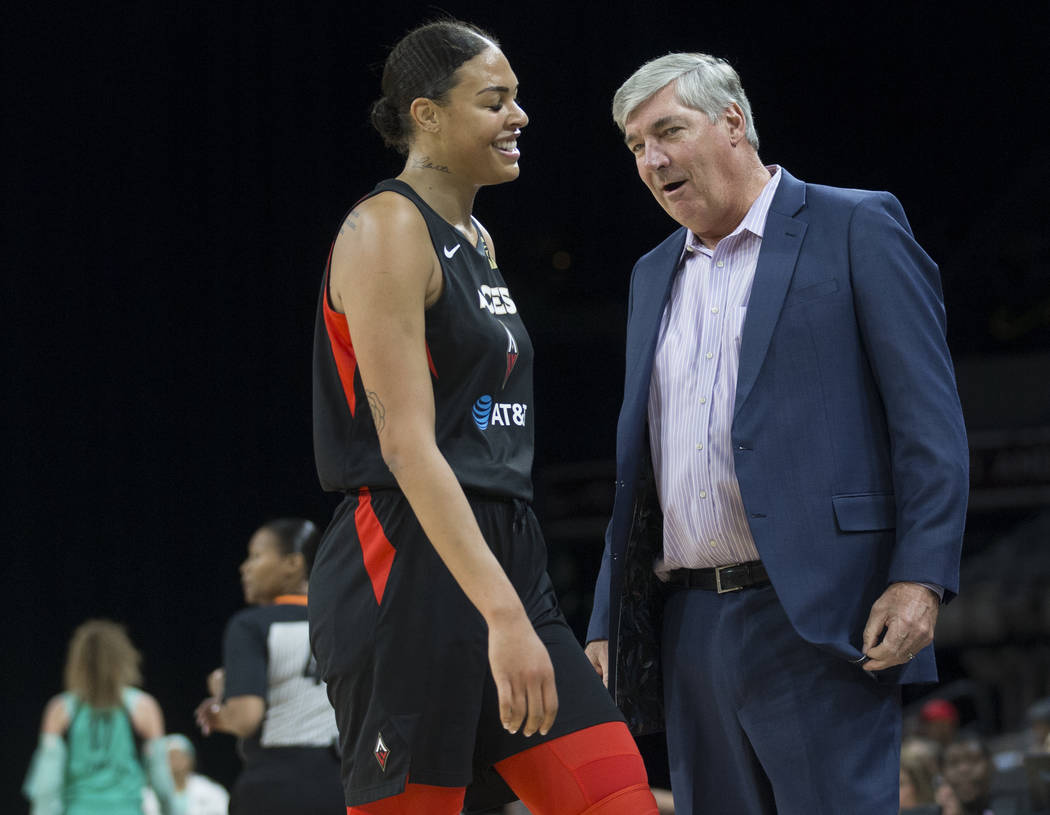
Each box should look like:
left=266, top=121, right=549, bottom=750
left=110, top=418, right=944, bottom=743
left=649, top=166, right=781, bottom=575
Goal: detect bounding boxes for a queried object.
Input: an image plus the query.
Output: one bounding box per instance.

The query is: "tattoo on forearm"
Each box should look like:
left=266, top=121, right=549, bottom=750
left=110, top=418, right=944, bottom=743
left=367, top=391, right=386, bottom=433
left=339, top=209, right=361, bottom=235
left=412, top=156, right=450, bottom=173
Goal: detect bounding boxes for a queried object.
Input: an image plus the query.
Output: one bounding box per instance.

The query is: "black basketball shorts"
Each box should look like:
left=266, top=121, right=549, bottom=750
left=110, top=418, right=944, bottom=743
left=308, top=488, right=623, bottom=809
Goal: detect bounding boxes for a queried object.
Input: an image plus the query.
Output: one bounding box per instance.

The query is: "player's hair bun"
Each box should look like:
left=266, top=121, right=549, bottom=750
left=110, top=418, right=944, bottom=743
left=370, top=97, right=404, bottom=149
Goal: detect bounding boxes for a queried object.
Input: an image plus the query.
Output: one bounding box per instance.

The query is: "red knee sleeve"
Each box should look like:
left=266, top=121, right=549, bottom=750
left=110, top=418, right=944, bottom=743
left=495, top=722, right=658, bottom=815
left=347, top=782, right=464, bottom=815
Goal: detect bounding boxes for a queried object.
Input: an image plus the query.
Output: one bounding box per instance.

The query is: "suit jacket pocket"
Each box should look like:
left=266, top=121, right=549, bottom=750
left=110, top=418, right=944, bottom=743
left=784, top=278, right=839, bottom=307
left=831, top=492, right=896, bottom=531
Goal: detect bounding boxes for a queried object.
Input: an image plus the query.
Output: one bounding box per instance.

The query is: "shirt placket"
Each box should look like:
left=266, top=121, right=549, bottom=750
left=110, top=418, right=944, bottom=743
left=688, top=244, right=713, bottom=546
left=694, top=244, right=729, bottom=553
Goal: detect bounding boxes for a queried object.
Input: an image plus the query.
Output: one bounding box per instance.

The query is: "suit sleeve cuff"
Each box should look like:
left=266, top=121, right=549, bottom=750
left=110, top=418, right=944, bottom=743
left=896, top=580, right=944, bottom=602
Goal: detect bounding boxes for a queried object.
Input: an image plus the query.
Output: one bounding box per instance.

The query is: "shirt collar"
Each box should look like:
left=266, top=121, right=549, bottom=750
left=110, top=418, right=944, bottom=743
left=680, top=165, right=782, bottom=260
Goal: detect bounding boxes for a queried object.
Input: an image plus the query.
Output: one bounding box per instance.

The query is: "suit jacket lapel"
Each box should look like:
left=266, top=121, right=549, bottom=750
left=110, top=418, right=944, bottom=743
left=734, top=171, right=808, bottom=419
left=625, top=229, right=686, bottom=424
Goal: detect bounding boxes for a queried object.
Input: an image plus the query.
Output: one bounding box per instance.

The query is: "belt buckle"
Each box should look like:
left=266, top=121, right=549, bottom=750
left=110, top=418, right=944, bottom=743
left=715, top=563, right=743, bottom=594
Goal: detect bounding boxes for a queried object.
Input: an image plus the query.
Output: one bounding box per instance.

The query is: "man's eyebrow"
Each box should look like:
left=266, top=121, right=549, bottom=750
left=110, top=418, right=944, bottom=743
left=648, top=116, right=683, bottom=135
left=476, top=85, right=514, bottom=96
left=624, top=115, right=680, bottom=145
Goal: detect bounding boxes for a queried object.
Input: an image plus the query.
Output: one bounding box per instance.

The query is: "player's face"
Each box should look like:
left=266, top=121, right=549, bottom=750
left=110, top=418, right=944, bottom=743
left=239, top=528, right=293, bottom=605
left=436, top=47, right=528, bottom=185
left=624, top=82, right=742, bottom=243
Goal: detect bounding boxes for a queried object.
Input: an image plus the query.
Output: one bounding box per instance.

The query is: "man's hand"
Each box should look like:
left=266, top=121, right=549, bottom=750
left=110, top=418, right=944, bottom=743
left=488, top=614, right=558, bottom=737
left=585, top=639, right=609, bottom=687
left=862, top=581, right=940, bottom=671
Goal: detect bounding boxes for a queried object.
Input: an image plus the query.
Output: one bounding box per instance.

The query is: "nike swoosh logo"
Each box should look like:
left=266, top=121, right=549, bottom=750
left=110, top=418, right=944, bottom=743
left=444, top=244, right=461, bottom=259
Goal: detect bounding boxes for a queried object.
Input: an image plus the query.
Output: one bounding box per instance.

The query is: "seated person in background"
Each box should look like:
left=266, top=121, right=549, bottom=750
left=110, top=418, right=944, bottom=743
left=1026, top=699, right=1050, bottom=753
left=987, top=698, right=1050, bottom=803
left=165, top=735, right=228, bottom=815
left=903, top=735, right=945, bottom=787
left=920, top=699, right=962, bottom=750
left=901, top=746, right=939, bottom=812
left=937, top=735, right=1026, bottom=815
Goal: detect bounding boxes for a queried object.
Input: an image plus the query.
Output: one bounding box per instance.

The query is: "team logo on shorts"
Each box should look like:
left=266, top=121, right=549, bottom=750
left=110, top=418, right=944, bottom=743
left=374, top=732, right=389, bottom=772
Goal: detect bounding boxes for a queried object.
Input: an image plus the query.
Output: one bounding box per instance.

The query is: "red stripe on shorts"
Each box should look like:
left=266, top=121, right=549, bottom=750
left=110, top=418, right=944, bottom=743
left=354, top=488, right=396, bottom=605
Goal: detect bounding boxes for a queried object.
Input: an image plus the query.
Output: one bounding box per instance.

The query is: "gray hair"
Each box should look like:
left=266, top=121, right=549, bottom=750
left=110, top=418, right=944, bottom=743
left=612, top=53, right=759, bottom=150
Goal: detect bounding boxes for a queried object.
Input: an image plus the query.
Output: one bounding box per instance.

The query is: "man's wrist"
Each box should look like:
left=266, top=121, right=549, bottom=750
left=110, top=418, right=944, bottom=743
left=895, top=580, right=944, bottom=602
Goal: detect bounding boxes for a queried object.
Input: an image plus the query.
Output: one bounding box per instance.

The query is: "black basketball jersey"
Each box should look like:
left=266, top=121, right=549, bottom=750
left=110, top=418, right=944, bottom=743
left=313, top=179, right=535, bottom=500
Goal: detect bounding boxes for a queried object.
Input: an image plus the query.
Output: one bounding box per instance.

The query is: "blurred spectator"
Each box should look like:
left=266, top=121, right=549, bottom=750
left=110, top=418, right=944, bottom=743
left=987, top=697, right=1050, bottom=801
left=903, top=736, right=945, bottom=786
left=22, top=619, right=174, bottom=815
left=901, top=745, right=939, bottom=811
left=921, top=699, right=962, bottom=749
left=937, top=735, right=1026, bottom=815
left=166, top=734, right=229, bottom=815
left=1026, top=699, right=1050, bottom=753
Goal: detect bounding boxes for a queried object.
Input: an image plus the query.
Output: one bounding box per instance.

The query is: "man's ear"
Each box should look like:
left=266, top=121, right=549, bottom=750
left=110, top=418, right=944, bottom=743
left=723, top=102, right=748, bottom=146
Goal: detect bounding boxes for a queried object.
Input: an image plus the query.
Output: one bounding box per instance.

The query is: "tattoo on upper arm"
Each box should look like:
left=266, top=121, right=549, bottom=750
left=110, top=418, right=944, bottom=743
left=339, top=209, right=361, bottom=235
left=367, top=391, right=386, bottom=433
left=412, top=156, right=450, bottom=173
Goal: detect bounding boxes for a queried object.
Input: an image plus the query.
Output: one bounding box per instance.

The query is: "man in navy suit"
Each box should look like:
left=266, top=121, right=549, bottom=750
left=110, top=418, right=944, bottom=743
left=585, top=53, right=968, bottom=814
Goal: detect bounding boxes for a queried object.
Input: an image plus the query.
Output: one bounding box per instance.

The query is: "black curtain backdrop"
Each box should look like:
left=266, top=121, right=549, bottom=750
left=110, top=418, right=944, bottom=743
left=6, top=2, right=1048, bottom=808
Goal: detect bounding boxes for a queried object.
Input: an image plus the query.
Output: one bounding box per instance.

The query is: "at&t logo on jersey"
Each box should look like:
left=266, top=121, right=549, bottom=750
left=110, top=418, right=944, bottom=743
left=472, top=395, right=528, bottom=431
left=477, top=284, right=517, bottom=315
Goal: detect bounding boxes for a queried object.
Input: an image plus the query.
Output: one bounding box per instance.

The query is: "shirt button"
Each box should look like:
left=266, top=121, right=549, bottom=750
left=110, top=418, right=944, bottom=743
left=699, top=490, right=708, bottom=499
left=711, top=307, right=720, bottom=314
left=695, top=443, right=704, bottom=450
left=717, top=261, right=724, bottom=268
left=699, top=397, right=707, bottom=404
left=705, top=351, right=713, bottom=359
left=709, top=539, right=717, bottom=547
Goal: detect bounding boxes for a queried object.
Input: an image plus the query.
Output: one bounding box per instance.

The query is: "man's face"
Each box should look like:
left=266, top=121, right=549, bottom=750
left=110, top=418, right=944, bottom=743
left=942, top=740, right=992, bottom=806
left=623, top=82, right=742, bottom=245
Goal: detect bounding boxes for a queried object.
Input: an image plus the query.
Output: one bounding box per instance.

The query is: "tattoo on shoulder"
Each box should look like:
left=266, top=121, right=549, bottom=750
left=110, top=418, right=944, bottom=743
left=339, top=209, right=362, bottom=235
left=412, top=156, right=450, bottom=174
left=367, top=391, right=386, bottom=433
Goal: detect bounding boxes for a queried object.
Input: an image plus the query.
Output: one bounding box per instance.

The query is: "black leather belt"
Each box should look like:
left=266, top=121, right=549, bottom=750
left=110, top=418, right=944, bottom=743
left=665, top=561, right=769, bottom=593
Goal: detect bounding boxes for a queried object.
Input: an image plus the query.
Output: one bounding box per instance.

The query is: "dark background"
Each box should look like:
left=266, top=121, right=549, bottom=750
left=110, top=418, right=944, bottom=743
left=6, top=1, right=1050, bottom=808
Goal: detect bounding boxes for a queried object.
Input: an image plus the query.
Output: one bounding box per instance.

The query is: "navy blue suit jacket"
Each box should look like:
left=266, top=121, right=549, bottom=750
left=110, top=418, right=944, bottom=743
left=586, top=169, right=969, bottom=731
